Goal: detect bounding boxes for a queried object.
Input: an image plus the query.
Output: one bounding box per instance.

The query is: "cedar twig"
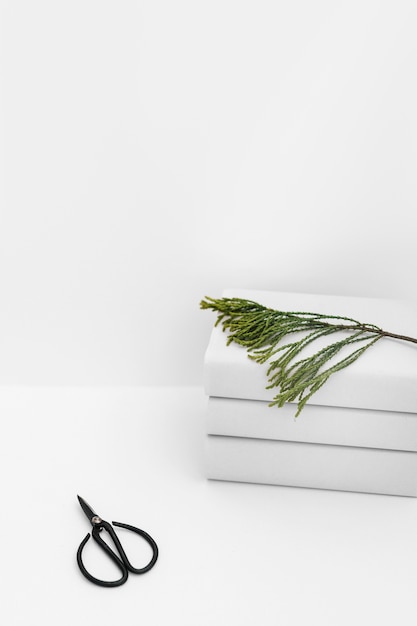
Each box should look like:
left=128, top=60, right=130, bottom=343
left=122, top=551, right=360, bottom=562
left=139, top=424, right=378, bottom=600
left=201, top=296, right=417, bottom=416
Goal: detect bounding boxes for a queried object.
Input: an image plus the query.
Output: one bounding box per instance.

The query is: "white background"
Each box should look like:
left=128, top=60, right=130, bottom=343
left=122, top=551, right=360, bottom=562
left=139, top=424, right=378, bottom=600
left=1, top=0, right=417, bottom=386
left=2, top=4, right=417, bottom=626
left=3, top=386, right=417, bottom=626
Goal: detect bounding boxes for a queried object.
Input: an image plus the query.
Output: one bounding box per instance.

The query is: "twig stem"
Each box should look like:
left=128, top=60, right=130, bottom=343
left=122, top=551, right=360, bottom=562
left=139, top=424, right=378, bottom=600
left=330, top=323, right=417, bottom=345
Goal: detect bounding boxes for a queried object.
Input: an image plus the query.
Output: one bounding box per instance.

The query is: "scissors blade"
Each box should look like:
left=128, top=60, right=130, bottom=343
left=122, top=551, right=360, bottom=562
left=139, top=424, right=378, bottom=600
left=77, top=495, right=100, bottom=523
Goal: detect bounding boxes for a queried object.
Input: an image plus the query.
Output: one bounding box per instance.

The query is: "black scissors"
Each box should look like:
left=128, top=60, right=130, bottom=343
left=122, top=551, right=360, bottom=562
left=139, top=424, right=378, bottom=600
left=76, top=495, right=158, bottom=587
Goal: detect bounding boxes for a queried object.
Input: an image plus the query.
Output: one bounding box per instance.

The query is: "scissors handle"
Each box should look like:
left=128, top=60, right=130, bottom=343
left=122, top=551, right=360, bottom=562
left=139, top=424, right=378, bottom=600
left=77, top=520, right=158, bottom=587
left=111, top=521, right=159, bottom=574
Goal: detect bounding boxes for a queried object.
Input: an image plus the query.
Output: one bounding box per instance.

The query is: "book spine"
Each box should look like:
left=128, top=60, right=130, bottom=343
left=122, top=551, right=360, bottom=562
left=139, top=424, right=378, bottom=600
left=205, top=435, right=417, bottom=497
left=204, top=353, right=417, bottom=413
left=206, top=397, right=417, bottom=452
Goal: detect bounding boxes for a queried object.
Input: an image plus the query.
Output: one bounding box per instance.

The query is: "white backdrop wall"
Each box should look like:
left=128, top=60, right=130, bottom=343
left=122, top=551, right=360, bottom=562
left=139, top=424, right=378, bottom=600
left=1, top=0, right=416, bottom=386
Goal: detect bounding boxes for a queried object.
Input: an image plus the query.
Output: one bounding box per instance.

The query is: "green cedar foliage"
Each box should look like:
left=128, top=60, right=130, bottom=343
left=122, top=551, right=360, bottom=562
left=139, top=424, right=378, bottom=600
left=201, top=296, right=417, bottom=416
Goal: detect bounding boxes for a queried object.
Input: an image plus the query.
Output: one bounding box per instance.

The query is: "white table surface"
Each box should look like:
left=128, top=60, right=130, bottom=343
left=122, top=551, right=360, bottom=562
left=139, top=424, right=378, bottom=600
left=1, top=386, right=417, bottom=626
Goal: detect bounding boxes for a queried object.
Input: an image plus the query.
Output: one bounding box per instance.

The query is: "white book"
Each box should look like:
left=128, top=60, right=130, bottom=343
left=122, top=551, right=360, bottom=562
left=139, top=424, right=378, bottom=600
left=204, top=289, right=417, bottom=413
left=207, top=396, right=417, bottom=452
left=206, top=435, right=417, bottom=497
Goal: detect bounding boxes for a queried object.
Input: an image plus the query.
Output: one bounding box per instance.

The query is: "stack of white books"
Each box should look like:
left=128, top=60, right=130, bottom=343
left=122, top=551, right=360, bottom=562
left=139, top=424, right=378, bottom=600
left=203, top=289, right=417, bottom=496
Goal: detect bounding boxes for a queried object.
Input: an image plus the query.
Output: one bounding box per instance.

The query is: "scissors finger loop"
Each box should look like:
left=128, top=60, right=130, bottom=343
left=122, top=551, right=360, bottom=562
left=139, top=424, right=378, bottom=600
left=112, top=521, right=159, bottom=574
left=77, top=526, right=128, bottom=588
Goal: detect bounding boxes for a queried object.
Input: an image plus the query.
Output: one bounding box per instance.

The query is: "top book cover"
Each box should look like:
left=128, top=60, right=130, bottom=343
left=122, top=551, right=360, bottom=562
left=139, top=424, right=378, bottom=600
left=203, top=289, right=417, bottom=413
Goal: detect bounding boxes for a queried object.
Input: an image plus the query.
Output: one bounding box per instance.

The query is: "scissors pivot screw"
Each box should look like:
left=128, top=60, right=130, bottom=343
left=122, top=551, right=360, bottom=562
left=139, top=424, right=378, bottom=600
left=92, top=516, right=102, bottom=525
